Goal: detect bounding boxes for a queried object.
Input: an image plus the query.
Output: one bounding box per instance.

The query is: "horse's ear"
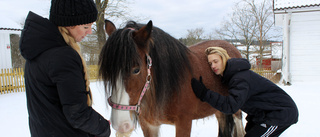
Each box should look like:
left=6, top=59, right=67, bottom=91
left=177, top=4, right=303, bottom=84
left=105, top=20, right=116, bottom=36
left=133, top=20, right=153, bottom=52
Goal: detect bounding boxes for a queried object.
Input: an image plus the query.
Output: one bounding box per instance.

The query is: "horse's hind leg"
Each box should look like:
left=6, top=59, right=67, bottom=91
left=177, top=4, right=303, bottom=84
left=216, top=111, right=233, bottom=137
left=232, top=110, right=245, bottom=137
left=216, top=110, right=245, bottom=137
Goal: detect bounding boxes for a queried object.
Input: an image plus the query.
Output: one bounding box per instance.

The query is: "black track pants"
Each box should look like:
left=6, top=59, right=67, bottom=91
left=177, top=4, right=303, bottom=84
left=244, top=121, right=290, bottom=137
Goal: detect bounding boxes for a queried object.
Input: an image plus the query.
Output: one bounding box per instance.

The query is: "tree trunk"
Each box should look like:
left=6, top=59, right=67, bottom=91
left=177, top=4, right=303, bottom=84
left=95, top=0, right=108, bottom=51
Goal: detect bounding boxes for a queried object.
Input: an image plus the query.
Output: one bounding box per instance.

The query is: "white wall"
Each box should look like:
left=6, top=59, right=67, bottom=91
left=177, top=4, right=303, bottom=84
left=289, top=11, right=320, bottom=83
left=0, top=32, right=13, bottom=69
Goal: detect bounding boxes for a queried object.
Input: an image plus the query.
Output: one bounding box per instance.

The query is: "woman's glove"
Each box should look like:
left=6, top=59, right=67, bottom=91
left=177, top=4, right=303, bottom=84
left=191, top=76, right=209, bottom=101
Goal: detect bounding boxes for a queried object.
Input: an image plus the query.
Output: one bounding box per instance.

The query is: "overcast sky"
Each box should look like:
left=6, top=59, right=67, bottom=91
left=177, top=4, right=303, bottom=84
left=0, top=0, right=239, bottom=38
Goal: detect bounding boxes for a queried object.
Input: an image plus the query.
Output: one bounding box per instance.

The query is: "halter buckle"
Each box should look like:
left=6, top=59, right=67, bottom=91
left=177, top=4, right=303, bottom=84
left=135, top=105, right=141, bottom=115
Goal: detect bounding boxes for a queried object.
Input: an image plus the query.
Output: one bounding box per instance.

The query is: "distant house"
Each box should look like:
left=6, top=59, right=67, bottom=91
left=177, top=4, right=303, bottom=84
left=254, top=42, right=282, bottom=70
left=235, top=42, right=282, bottom=70
left=0, top=15, right=22, bottom=69
left=273, top=0, right=320, bottom=84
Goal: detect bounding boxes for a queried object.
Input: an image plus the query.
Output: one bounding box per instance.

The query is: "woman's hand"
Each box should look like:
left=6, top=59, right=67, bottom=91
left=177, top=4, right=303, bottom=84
left=191, top=76, right=209, bottom=101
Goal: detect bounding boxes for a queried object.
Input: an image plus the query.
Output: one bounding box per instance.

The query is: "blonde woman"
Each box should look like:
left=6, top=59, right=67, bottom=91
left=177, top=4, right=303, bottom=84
left=19, top=0, right=110, bottom=136
left=191, top=47, right=298, bottom=137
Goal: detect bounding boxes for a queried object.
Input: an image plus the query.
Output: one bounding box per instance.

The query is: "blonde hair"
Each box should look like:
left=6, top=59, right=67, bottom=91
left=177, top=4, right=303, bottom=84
left=58, top=26, right=92, bottom=106
left=205, top=47, right=230, bottom=71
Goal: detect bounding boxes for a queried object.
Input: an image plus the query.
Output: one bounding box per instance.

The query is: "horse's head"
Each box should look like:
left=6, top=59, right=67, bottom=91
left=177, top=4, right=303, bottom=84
left=99, top=20, right=153, bottom=133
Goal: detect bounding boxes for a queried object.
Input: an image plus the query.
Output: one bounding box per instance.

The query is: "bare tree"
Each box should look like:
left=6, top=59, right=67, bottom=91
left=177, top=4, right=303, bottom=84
left=215, top=3, right=257, bottom=60
left=215, top=0, right=280, bottom=68
left=94, top=0, right=133, bottom=48
left=95, top=0, right=109, bottom=51
left=244, top=0, right=275, bottom=68
left=182, top=28, right=206, bottom=46
left=81, top=0, right=136, bottom=65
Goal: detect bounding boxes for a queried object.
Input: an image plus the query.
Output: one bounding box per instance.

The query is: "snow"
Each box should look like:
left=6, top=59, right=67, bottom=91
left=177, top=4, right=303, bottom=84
left=0, top=81, right=317, bottom=137
left=0, top=14, right=22, bottom=29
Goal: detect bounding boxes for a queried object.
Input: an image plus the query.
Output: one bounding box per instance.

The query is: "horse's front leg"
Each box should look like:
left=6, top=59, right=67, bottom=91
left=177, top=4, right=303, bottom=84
left=139, top=118, right=160, bottom=137
left=175, top=116, right=192, bottom=137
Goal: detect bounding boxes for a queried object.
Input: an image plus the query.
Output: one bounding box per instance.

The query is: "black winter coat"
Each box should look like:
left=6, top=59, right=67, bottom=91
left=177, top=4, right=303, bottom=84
left=203, top=58, right=298, bottom=126
left=20, top=11, right=110, bottom=137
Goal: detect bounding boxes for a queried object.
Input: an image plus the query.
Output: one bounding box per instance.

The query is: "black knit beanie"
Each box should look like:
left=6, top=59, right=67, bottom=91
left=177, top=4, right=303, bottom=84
left=49, top=0, right=98, bottom=26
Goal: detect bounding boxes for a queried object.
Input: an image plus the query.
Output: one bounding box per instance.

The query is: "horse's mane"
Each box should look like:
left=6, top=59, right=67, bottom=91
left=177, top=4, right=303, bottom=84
left=99, top=21, right=192, bottom=111
left=99, top=27, right=139, bottom=92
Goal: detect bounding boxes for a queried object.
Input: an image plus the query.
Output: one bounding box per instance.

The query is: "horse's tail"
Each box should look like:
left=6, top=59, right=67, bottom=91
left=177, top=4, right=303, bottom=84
left=217, top=111, right=245, bottom=137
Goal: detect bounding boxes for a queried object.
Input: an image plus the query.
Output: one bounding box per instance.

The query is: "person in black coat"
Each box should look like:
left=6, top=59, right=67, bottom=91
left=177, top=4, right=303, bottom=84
left=19, top=0, right=111, bottom=137
left=191, top=47, right=298, bottom=137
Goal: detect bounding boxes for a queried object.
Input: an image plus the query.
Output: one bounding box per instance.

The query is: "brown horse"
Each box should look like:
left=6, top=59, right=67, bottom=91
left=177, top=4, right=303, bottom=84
left=99, top=20, right=245, bottom=137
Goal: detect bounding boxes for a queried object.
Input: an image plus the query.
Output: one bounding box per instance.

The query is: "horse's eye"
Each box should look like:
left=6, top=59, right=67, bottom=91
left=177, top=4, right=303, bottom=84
left=132, top=68, right=140, bottom=74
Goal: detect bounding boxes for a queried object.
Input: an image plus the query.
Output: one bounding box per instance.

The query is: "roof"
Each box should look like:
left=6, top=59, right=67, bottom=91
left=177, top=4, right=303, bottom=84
left=0, top=14, right=22, bottom=31
left=0, top=28, right=22, bottom=31
left=274, top=0, right=320, bottom=10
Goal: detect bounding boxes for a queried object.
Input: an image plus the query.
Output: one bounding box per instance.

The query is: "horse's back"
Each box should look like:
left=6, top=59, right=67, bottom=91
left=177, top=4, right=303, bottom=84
left=189, top=40, right=241, bottom=58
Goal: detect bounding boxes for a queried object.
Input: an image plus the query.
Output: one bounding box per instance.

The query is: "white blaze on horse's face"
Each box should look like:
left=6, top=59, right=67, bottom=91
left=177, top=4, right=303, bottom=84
left=110, top=76, right=135, bottom=133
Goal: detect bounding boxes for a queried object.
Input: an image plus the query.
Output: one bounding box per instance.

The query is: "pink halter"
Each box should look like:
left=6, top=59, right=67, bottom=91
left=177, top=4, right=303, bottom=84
left=108, top=55, right=152, bottom=115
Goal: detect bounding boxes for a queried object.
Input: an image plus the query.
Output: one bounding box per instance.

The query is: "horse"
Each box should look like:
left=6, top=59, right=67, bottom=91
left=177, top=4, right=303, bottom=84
left=99, top=20, right=245, bottom=137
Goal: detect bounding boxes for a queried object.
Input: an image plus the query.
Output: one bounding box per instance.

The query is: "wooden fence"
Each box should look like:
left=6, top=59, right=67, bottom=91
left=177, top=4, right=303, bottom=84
left=0, top=66, right=280, bottom=95
left=251, top=68, right=280, bottom=83
left=88, top=65, right=99, bottom=81
left=0, top=68, right=25, bottom=94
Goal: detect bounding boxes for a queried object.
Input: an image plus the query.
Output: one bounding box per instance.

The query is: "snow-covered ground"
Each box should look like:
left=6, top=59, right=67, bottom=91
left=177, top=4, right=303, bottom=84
left=0, top=81, right=317, bottom=137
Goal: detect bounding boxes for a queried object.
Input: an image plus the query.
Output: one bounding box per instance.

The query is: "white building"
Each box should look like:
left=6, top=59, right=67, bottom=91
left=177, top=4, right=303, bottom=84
left=0, top=15, right=22, bottom=69
left=273, top=0, right=320, bottom=84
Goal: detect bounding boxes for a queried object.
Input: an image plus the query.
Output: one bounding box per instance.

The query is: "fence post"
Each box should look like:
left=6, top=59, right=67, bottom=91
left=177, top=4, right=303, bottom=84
left=19, top=68, right=25, bottom=92
left=5, top=69, right=9, bottom=93
left=14, top=68, right=18, bottom=92
left=10, top=68, right=14, bottom=93
left=0, top=69, right=3, bottom=94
